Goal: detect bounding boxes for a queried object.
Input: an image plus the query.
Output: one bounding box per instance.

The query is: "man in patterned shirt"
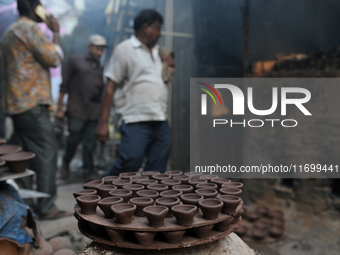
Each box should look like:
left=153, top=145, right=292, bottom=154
left=0, top=0, right=71, bottom=220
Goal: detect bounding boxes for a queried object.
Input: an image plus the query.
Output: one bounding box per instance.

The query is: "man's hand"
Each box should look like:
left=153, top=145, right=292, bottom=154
left=96, top=122, right=109, bottom=143
left=164, top=54, right=175, bottom=67
left=46, top=15, right=60, bottom=33
left=55, top=109, right=64, bottom=119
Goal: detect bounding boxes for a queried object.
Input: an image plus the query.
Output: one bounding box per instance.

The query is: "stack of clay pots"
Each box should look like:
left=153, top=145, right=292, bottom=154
left=73, top=171, right=244, bottom=249
left=0, top=143, right=35, bottom=173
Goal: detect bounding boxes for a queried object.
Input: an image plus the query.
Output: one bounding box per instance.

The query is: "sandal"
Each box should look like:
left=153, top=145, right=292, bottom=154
left=39, top=209, right=73, bottom=220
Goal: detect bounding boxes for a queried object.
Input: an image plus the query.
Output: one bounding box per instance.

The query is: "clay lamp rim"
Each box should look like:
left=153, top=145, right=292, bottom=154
left=136, top=190, right=159, bottom=196
left=156, top=197, right=180, bottom=205
left=198, top=198, right=224, bottom=208
left=130, top=176, right=149, bottom=181
left=102, top=176, right=121, bottom=181
left=76, top=195, right=101, bottom=203
left=119, top=172, right=138, bottom=179
left=137, top=180, right=158, bottom=185
left=95, top=184, right=118, bottom=191
left=112, top=179, right=133, bottom=184
left=122, top=184, right=144, bottom=191
left=221, top=182, right=243, bottom=188
left=184, top=172, right=202, bottom=178
left=161, top=179, right=182, bottom=185
left=195, top=189, right=218, bottom=195
left=142, top=171, right=161, bottom=176
left=217, top=194, right=241, bottom=202
left=173, top=176, right=190, bottom=181
left=220, top=187, right=242, bottom=193
left=0, top=151, right=35, bottom=161
left=211, top=178, right=231, bottom=184
left=165, top=170, right=183, bottom=176
left=199, top=174, right=219, bottom=180
left=98, top=196, right=124, bottom=205
left=111, top=203, right=136, bottom=213
left=130, top=197, right=154, bottom=205
left=0, top=145, right=22, bottom=155
left=171, top=204, right=197, bottom=213
left=196, top=183, right=218, bottom=189
left=160, top=190, right=183, bottom=197
left=181, top=193, right=204, bottom=201
left=152, top=174, right=172, bottom=180
left=173, top=185, right=193, bottom=190
left=143, top=205, right=169, bottom=215
left=83, top=180, right=104, bottom=189
left=73, top=189, right=97, bottom=198
left=147, top=184, right=169, bottom=190
left=109, top=189, right=133, bottom=196
left=188, top=179, right=208, bottom=184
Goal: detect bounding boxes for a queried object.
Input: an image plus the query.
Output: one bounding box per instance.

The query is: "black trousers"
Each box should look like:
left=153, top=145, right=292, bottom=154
left=9, top=105, right=57, bottom=216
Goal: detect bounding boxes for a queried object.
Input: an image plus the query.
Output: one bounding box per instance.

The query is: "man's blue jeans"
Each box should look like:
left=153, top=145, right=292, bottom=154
left=104, top=121, right=171, bottom=176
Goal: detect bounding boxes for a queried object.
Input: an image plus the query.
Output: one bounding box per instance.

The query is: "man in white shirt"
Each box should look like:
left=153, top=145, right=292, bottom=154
left=96, top=9, right=174, bottom=176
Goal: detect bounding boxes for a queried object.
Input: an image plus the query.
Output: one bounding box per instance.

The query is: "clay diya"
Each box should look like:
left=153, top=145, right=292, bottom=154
left=73, top=189, right=97, bottom=199
left=133, top=231, right=157, bottom=246
left=143, top=205, right=169, bottom=227
left=112, top=179, right=132, bottom=189
left=188, top=179, right=208, bottom=188
left=105, top=228, right=126, bottom=243
left=161, top=179, right=182, bottom=188
left=165, top=170, right=183, bottom=177
left=122, top=184, right=144, bottom=197
left=221, top=181, right=244, bottom=190
left=130, top=176, right=149, bottom=183
left=269, top=226, right=284, bottom=238
left=137, top=179, right=158, bottom=187
left=1, top=151, right=35, bottom=173
left=193, top=225, right=214, bottom=238
left=246, top=211, right=262, bottom=222
left=219, top=188, right=242, bottom=197
left=171, top=205, right=197, bottom=226
left=172, top=185, right=193, bottom=194
left=129, top=197, right=154, bottom=217
left=235, top=225, right=248, bottom=237
left=163, top=230, right=186, bottom=244
left=199, top=174, right=219, bottom=181
left=214, top=217, right=234, bottom=232
left=111, top=203, right=136, bottom=224
left=155, top=197, right=180, bottom=217
left=255, top=205, right=269, bottom=217
left=102, top=176, right=121, bottom=184
left=98, top=197, right=124, bottom=218
left=76, top=195, right=101, bottom=215
left=180, top=193, right=204, bottom=206
left=142, top=171, right=160, bottom=179
left=109, top=189, right=133, bottom=202
left=152, top=174, right=172, bottom=181
left=119, top=172, right=137, bottom=179
left=0, top=145, right=22, bottom=155
left=160, top=190, right=183, bottom=198
left=216, top=194, right=241, bottom=215
left=252, top=228, right=268, bottom=240
left=95, top=184, right=117, bottom=198
left=83, top=180, right=104, bottom=189
left=172, top=175, right=190, bottom=184
left=271, top=218, right=285, bottom=228
left=196, top=183, right=218, bottom=190
left=269, top=210, right=284, bottom=219
left=184, top=172, right=202, bottom=179
left=195, top=188, right=218, bottom=198
left=254, top=220, right=270, bottom=230
left=198, top=198, right=223, bottom=220
left=136, top=190, right=160, bottom=200
left=211, top=178, right=231, bottom=188
left=147, top=184, right=169, bottom=192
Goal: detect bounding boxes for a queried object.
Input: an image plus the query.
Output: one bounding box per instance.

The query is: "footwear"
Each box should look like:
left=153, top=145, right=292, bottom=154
left=60, top=164, right=70, bottom=179
left=39, top=209, right=73, bottom=220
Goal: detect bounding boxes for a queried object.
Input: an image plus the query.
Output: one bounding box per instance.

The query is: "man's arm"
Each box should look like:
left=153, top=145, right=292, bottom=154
left=96, top=79, right=117, bottom=143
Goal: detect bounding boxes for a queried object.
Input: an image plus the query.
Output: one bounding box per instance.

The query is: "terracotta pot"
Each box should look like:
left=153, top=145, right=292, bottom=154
left=195, top=188, right=218, bottom=198
left=255, top=205, right=269, bottom=217
left=1, top=152, right=35, bottom=173
left=216, top=194, right=241, bottom=215
left=102, top=176, right=121, bottom=184
left=173, top=175, right=190, bottom=184
left=271, top=218, right=285, bottom=228
left=143, top=205, right=169, bottom=227
left=269, top=226, right=284, bottom=238
left=161, top=179, right=182, bottom=188
left=193, top=225, right=214, bottom=238
left=0, top=145, right=22, bottom=155
left=172, top=185, right=193, bottom=194
left=147, top=184, right=169, bottom=192
left=214, top=217, right=234, bottom=232
left=235, top=225, right=248, bottom=237
left=219, top=188, right=242, bottom=197
left=152, top=174, right=172, bottom=181
left=119, top=172, right=137, bottom=179
left=95, top=184, right=117, bottom=198
left=137, top=179, right=158, bottom=187
left=83, top=180, right=104, bottom=189
left=142, top=171, right=161, bottom=179
left=109, top=189, right=133, bottom=202
left=254, top=219, right=270, bottom=230
left=155, top=197, right=180, bottom=217
left=73, top=189, right=97, bottom=199
left=130, top=176, right=149, bottom=183
left=232, top=209, right=244, bottom=224
left=252, top=228, right=268, bottom=240
left=188, top=179, right=208, bottom=189
left=98, top=197, right=124, bottom=218
left=76, top=195, right=101, bottom=215
left=269, top=210, right=284, bottom=219
left=198, top=199, right=223, bottom=220
left=171, top=205, right=197, bottom=226
left=221, top=182, right=244, bottom=190
left=122, top=184, right=144, bottom=197
left=165, top=170, right=183, bottom=177
left=246, top=211, right=262, bottom=222
left=136, top=190, right=160, bottom=200
left=133, top=231, right=157, bottom=246
left=184, top=172, right=202, bottom=179
left=112, top=179, right=132, bottom=189
left=163, top=230, right=186, bottom=244
left=105, top=228, right=126, bottom=243
left=180, top=193, right=204, bottom=206
left=129, top=197, right=154, bottom=217
left=211, top=178, right=231, bottom=188
left=111, top=203, right=136, bottom=224
left=160, top=190, right=183, bottom=198
left=196, top=183, right=218, bottom=190
left=199, top=174, right=219, bottom=181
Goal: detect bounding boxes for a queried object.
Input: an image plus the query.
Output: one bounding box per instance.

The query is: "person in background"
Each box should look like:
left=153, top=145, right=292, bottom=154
left=96, top=9, right=175, bottom=176
left=56, top=35, right=107, bottom=181
left=0, top=0, right=71, bottom=220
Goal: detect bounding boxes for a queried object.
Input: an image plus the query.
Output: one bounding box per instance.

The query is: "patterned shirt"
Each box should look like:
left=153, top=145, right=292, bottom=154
left=0, top=16, right=63, bottom=115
